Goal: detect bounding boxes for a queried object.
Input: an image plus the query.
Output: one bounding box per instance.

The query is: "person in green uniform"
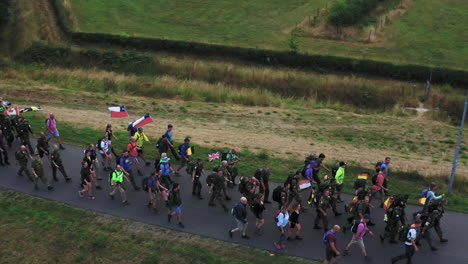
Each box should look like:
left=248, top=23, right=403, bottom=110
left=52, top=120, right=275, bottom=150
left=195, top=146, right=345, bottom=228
left=288, top=171, right=302, bottom=205
left=380, top=202, right=404, bottom=244
left=254, top=165, right=271, bottom=203
left=51, top=144, right=71, bottom=182
left=191, top=159, right=205, bottom=199
left=226, top=149, right=240, bottom=187
left=31, top=154, right=54, bottom=191
left=17, top=117, right=34, bottom=154
left=16, top=145, right=33, bottom=180
left=314, top=189, right=331, bottom=232
left=208, top=171, right=229, bottom=212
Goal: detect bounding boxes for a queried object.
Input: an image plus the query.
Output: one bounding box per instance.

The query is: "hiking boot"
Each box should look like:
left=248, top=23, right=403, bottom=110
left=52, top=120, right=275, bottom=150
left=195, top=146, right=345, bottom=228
left=178, top=222, right=185, bottom=228
left=295, top=236, right=303, bottom=240
left=17, top=173, right=23, bottom=177
left=134, top=186, right=141, bottom=191
left=229, top=230, right=233, bottom=238
left=5, top=161, right=10, bottom=165
left=274, top=242, right=282, bottom=250
left=342, top=226, right=347, bottom=234
left=47, top=186, right=54, bottom=191
left=430, top=247, right=438, bottom=251
left=122, top=200, right=130, bottom=205
left=109, top=194, right=115, bottom=200
left=65, top=177, right=71, bottom=182
left=145, top=161, right=151, bottom=166
left=440, top=238, right=448, bottom=243
left=198, top=195, right=203, bottom=200
left=336, top=199, right=343, bottom=203
left=168, top=214, right=172, bottom=223
left=59, top=145, right=66, bottom=150
left=287, top=237, right=293, bottom=241
left=225, top=196, right=231, bottom=201
left=96, top=185, right=103, bottom=190
left=334, top=212, right=342, bottom=217
left=34, top=185, right=39, bottom=190
left=241, top=235, right=250, bottom=239
left=313, top=225, right=322, bottom=230
left=343, top=250, right=349, bottom=256
left=192, top=192, right=196, bottom=196
left=53, top=177, right=59, bottom=182
left=264, top=200, right=271, bottom=204
left=389, top=240, right=398, bottom=244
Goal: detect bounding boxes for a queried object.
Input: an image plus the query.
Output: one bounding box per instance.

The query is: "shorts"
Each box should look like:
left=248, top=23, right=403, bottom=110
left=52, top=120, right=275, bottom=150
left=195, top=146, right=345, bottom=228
left=137, top=148, right=143, bottom=155
left=129, top=156, right=139, bottom=165
left=254, top=211, right=263, bottom=220
left=172, top=206, right=182, bottom=215
left=48, top=130, right=60, bottom=138
left=325, top=248, right=337, bottom=261
left=290, top=221, right=299, bottom=229
left=336, top=184, right=343, bottom=192
left=235, top=219, right=245, bottom=230
left=349, top=237, right=365, bottom=249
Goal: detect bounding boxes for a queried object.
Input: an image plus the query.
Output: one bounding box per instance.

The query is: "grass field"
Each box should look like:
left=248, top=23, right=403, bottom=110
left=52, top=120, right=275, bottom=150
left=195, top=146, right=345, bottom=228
left=0, top=190, right=316, bottom=264
left=68, top=0, right=468, bottom=69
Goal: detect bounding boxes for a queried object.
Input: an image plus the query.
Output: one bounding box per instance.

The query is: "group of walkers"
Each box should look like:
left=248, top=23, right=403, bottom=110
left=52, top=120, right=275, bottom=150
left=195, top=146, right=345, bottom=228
left=0, top=97, right=450, bottom=263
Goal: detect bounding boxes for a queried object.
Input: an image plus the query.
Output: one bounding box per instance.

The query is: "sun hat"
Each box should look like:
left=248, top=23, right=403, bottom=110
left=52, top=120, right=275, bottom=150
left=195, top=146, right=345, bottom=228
left=160, top=153, right=170, bottom=163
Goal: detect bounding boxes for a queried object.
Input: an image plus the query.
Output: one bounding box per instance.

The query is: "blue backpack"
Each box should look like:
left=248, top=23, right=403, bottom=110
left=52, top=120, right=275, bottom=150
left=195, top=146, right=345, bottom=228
left=322, top=230, right=335, bottom=247
left=161, top=163, right=171, bottom=176
left=421, top=189, right=429, bottom=198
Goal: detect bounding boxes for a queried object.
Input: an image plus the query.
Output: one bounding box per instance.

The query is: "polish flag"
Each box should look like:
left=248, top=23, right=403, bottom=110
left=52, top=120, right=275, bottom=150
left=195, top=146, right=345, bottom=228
left=132, top=113, right=154, bottom=129
left=3, top=107, right=19, bottom=116
left=108, top=106, right=129, bottom=118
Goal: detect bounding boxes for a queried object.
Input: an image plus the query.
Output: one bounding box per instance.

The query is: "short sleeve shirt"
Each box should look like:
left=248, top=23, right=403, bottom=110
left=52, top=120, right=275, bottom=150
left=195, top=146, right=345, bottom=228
left=405, top=228, right=417, bottom=245
left=148, top=177, right=159, bottom=192
left=326, top=233, right=337, bottom=249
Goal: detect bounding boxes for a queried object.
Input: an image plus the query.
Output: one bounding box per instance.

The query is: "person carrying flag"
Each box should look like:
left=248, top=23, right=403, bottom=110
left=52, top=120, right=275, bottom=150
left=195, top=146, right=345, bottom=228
left=134, top=127, right=151, bottom=166
left=175, top=138, right=191, bottom=176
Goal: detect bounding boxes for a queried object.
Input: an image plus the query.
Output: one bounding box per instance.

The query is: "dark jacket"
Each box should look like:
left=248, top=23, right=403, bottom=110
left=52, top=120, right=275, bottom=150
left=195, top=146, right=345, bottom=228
left=233, top=203, right=247, bottom=223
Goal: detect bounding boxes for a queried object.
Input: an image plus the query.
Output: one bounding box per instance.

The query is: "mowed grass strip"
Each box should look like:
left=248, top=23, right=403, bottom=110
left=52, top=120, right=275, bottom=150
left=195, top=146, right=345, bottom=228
left=68, top=0, right=468, bottom=69
left=20, top=112, right=468, bottom=213
left=0, top=190, right=316, bottom=264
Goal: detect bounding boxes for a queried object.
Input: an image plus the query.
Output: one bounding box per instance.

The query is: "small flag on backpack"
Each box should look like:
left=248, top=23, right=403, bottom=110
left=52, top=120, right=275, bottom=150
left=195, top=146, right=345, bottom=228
left=3, top=107, right=19, bottom=116
left=418, top=197, right=427, bottom=205
left=208, top=152, right=220, bottom=161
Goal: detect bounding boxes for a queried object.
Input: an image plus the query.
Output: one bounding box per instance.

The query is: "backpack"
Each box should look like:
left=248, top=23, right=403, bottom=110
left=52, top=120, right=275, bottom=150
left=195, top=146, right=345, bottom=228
left=272, top=186, right=283, bottom=203
left=274, top=210, right=281, bottom=222
left=96, top=138, right=103, bottom=150
left=354, top=178, right=367, bottom=190
left=178, top=144, right=183, bottom=154
left=351, top=221, right=363, bottom=234
left=304, top=153, right=317, bottom=165
left=142, top=176, right=150, bottom=192
left=322, top=230, right=335, bottom=247
left=221, top=151, right=229, bottom=161
left=375, top=161, right=383, bottom=173
left=398, top=225, right=415, bottom=242
left=161, top=163, right=171, bottom=176
left=371, top=173, right=378, bottom=185
left=285, top=174, right=294, bottom=186
left=331, top=165, right=339, bottom=178
left=109, top=170, right=115, bottom=186
left=186, top=160, right=197, bottom=175
left=231, top=203, right=241, bottom=217
left=45, top=118, right=56, bottom=127
left=238, top=176, right=249, bottom=193
left=421, top=189, right=429, bottom=198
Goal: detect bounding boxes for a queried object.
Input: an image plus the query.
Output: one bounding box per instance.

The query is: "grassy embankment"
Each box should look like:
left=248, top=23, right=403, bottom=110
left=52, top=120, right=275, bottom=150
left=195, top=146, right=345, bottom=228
left=16, top=104, right=467, bottom=213
left=0, top=190, right=316, bottom=264
left=69, top=0, right=468, bottom=69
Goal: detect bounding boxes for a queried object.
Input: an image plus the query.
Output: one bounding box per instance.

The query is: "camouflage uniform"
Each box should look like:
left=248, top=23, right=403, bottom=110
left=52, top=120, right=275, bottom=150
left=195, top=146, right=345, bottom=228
left=226, top=152, right=239, bottom=186
left=382, top=205, right=404, bottom=242
left=254, top=168, right=270, bottom=202
left=217, top=165, right=231, bottom=199
left=17, top=120, right=34, bottom=154
left=32, top=158, right=51, bottom=190
left=314, top=194, right=331, bottom=232
left=288, top=174, right=301, bottom=204
left=192, top=163, right=203, bottom=197
left=0, top=116, right=14, bottom=148
left=208, top=173, right=228, bottom=210
left=16, top=150, right=33, bottom=181
left=51, top=149, right=70, bottom=181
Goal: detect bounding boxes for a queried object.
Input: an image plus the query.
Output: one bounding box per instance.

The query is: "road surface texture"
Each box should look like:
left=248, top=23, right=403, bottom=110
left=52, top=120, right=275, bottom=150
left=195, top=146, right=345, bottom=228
left=1, top=141, right=467, bottom=263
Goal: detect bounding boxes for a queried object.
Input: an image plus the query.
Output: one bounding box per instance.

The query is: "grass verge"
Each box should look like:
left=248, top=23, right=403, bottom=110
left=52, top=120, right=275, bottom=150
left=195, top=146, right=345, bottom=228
left=0, top=189, right=316, bottom=264
left=20, top=112, right=468, bottom=213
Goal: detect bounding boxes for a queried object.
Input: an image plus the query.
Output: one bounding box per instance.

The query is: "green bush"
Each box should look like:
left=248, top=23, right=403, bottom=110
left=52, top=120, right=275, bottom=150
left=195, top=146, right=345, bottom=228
left=328, top=0, right=382, bottom=27
left=16, top=42, right=158, bottom=75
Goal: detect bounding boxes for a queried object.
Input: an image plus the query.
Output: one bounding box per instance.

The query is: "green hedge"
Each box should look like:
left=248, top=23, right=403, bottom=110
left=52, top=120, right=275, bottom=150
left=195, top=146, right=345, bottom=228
left=50, top=0, right=467, bottom=86
left=16, top=42, right=158, bottom=75
left=328, top=0, right=383, bottom=27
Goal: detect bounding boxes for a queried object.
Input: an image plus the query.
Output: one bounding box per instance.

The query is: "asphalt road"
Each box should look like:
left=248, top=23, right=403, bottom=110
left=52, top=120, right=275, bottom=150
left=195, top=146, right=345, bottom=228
left=1, top=141, right=467, bottom=264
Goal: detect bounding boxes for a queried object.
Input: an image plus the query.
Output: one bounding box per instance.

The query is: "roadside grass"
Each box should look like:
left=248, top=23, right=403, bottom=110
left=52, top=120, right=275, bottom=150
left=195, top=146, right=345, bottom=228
left=21, top=112, right=468, bottom=213
left=68, top=0, right=468, bottom=69
left=0, top=190, right=316, bottom=264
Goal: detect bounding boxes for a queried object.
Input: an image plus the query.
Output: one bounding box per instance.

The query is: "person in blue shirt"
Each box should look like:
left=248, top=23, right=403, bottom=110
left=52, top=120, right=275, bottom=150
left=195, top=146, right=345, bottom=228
left=159, top=153, right=175, bottom=189
left=380, top=157, right=391, bottom=194
left=147, top=170, right=168, bottom=210
left=175, top=138, right=191, bottom=175
left=119, top=150, right=140, bottom=190
left=164, top=124, right=180, bottom=161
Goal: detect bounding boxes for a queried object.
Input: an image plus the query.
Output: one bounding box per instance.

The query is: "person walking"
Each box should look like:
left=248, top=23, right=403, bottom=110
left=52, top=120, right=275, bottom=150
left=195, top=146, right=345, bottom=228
left=229, top=197, right=250, bottom=239
left=99, top=134, right=113, bottom=171
left=36, top=132, right=50, bottom=160
left=31, top=154, right=54, bottom=191
left=159, top=153, right=174, bottom=189
left=314, top=189, right=332, bottom=232
left=104, top=124, right=119, bottom=158
left=17, top=118, right=35, bottom=154
left=127, top=136, right=143, bottom=176
left=380, top=157, right=391, bottom=194
left=45, top=113, right=65, bottom=149
left=191, top=158, right=205, bottom=199
left=134, top=127, right=151, bottom=166
left=147, top=170, right=168, bottom=210
left=207, top=171, right=229, bottom=212
left=226, top=148, right=241, bottom=186
left=16, top=145, right=33, bottom=181
left=251, top=193, right=266, bottom=235
left=371, top=167, right=389, bottom=207
left=79, top=161, right=94, bottom=199
left=50, top=144, right=71, bottom=182
left=83, top=148, right=103, bottom=190
left=288, top=203, right=303, bottom=241
left=343, top=215, right=373, bottom=260
left=334, top=162, right=346, bottom=202
left=164, top=124, right=180, bottom=160
left=323, top=225, right=341, bottom=264
left=274, top=205, right=290, bottom=249
left=0, top=129, right=10, bottom=166
left=109, top=164, right=131, bottom=205
left=175, top=138, right=191, bottom=175
left=118, top=150, right=141, bottom=191
left=167, top=183, right=185, bottom=228
left=391, top=220, right=422, bottom=264
left=254, top=165, right=271, bottom=203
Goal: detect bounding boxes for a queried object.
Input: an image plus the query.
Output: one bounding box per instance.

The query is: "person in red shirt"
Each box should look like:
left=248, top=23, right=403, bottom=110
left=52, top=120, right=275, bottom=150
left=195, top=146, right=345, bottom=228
left=126, top=137, right=143, bottom=176
left=324, top=225, right=341, bottom=264
left=371, top=167, right=389, bottom=207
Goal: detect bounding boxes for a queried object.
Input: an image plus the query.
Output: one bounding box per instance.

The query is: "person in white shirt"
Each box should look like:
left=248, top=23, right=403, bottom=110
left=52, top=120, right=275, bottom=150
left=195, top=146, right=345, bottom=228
left=391, top=220, right=422, bottom=264
left=274, top=205, right=290, bottom=250
left=99, top=134, right=112, bottom=170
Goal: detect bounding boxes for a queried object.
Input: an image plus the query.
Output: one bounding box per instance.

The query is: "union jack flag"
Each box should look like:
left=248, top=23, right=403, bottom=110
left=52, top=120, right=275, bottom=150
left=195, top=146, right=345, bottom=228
left=208, top=152, right=220, bottom=162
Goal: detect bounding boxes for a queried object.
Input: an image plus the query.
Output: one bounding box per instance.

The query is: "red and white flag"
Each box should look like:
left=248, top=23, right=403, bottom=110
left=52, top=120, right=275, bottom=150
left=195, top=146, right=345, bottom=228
left=3, top=107, right=19, bottom=116
left=108, top=106, right=129, bottom=118
left=208, top=152, right=220, bottom=161
left=132, top=113, right=154, bottom=129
